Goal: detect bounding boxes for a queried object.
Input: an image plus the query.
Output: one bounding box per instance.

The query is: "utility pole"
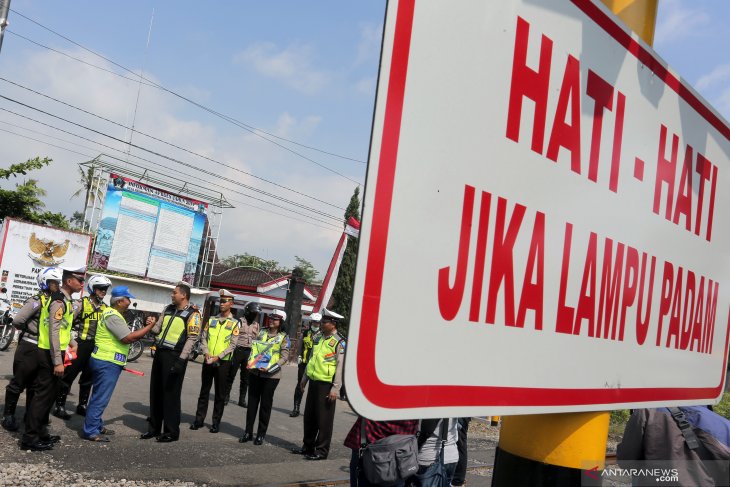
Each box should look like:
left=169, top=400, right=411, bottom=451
left=0, top=0, right=10, bottom=54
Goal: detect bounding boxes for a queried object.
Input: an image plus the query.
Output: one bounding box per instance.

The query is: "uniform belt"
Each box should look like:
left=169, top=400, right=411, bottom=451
left=21, top=336, right=38, bottom=345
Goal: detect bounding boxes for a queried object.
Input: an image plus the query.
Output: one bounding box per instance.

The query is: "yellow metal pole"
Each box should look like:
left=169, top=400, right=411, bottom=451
left=601, top=0, right=658, bottom=45
left=492, top=2, right=657, bottom=484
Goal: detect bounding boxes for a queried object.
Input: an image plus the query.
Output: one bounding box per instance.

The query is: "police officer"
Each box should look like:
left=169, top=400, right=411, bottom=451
left=240, top=309, right=290, bottom=446
left=1, top=268, right=60, bottom=432
left=289, top=312, right=321, bottom=417
left=191, top=289, right=240, bottom=433
left=53, top=274, right=111, bottom=419
left=82, top=286, right=155, bottom=442
left=291, top=309, right=346, bottom=460
left=22, top=267, right=83, bottom=451
left=224, top=302, right=260, bottom=408
left=141, top=281, right=201, bottom=443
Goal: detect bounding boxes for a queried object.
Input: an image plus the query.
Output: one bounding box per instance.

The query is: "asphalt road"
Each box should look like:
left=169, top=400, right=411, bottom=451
left=0, top=345, right=495, bottom=486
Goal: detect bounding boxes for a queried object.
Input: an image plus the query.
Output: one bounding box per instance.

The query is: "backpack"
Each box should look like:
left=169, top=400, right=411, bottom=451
left=359, top=419, right=419, bottom=486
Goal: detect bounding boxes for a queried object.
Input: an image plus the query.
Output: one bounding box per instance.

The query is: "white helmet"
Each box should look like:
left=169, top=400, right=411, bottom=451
left=270, top=309, right=287, bottom=321
left=86, top=275, right=112, bottom=294
left=37, top=267, right=63, bottom=291
left=309, top=313, right=322, bottom=323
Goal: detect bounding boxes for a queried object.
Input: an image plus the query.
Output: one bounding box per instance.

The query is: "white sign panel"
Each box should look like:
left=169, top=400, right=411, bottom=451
left=0, top=218, right=92, bottom=306
left=345, top=0, right=730, bottom=419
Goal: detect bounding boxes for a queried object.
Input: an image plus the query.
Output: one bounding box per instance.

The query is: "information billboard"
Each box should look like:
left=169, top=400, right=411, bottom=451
left=345, top=0, right=730, bottom=419
left=91, top=174, right=207, bottom=284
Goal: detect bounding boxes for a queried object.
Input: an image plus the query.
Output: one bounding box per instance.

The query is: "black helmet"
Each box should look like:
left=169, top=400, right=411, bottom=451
left=244, top=302, right=261, bottom=324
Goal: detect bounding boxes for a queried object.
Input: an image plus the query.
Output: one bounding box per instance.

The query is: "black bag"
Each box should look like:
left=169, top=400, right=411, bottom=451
left=359, top=419, right=419, bottom=486
left=413, top=419, right=450, bottom=487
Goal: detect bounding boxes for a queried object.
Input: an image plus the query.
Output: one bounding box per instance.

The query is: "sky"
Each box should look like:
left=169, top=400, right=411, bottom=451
left=0, top=0, right=727, bottom=277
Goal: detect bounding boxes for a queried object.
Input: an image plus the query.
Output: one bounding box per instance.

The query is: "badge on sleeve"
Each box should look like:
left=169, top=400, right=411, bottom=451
left=54, top=307, right=64, bottom=320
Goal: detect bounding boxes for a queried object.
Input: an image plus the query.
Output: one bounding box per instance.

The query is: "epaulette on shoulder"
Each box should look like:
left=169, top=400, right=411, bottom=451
left=50, top=291, right=65, bottom=303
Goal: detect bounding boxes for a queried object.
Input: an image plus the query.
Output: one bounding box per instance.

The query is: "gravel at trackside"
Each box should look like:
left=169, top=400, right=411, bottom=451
left=0, top=463, right=202, bottom=487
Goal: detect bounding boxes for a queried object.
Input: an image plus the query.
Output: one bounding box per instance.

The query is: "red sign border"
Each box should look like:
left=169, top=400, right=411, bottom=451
left=355, top=0, right=730, bottom=410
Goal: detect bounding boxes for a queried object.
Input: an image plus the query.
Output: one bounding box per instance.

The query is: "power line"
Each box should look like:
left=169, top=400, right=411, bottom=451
left=0, top=122, right=343, bottom=233
left=0, top=95, right=344, bottom=222
left=0, top=113, right=344, bottom=229
left=9, top=8, right=368, bottom=166
left=0, top=76, right=344, bottom=211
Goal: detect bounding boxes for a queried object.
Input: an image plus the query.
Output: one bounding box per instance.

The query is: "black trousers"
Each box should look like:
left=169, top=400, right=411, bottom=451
left=452, top=417, right=471, bottom=486
left=225, top=347, right=251, bottom=400
left=4, top=339, right=40, bottom=415
left=245, top=373, right=279, bottom=437
left=195, top=360, right=231, bottom=424
left=59, top=339, right=94, bottom=397
left=293, top=363, right=307, bottom=405
left=148, top=349, right=187, bottom=438
left=302, top=380, right=337, bottom=458
left=22, top=349, right=62, bottom=444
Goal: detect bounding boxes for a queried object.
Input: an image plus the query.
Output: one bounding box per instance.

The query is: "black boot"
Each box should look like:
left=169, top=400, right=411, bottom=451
left=2, top=392, right=19, bottom=431
left=76, top=385, right=91, bottom=416
left=289, top=401, right=300, bottom=418
left=52, top=393, right=71, bottom=420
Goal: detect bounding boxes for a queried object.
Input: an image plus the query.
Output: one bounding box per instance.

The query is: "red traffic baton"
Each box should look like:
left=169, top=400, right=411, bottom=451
left=123, top=367, right=144, bottom=377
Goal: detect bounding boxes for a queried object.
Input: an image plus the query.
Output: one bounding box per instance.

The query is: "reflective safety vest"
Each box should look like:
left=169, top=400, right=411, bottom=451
left=156, top=305, right=198, bottom=351
left=247, top=331, right=287, bottom=371
left=301, top=327, right=320, bottom=364
left=38, top=294, right=73, bottom=351
left=205, top=315, right=238, bottom=360
left=92, top=307, right=129, bottom=366
left=306, top=333, right=345, bottom=382
left=78, top=296, right=107, bottom=341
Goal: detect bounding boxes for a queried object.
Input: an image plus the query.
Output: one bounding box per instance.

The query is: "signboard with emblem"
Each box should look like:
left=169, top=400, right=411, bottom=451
left=345, top=0, right=730, bottom=419
left=0, top=218, right=92, bottom=306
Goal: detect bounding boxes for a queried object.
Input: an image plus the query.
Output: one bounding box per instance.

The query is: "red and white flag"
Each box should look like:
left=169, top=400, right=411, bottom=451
left=313, top=217, right=360, bottom=313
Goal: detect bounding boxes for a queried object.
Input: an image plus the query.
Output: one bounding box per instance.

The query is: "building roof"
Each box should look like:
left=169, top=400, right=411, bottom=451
left=210, top=263, right=323, bottom=304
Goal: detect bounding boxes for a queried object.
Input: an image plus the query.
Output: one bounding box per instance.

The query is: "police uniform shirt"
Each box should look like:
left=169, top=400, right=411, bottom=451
left=200, top=313, right=240, bottom=359
left=12, top=295, right=44, bottom=335
left=48, top=289, right=80, bottom=366
left=236, top=319, right=260, bottom=349
left=301, top=332, right=346, bottom=394
left=151, top=304, right=201, bottom=360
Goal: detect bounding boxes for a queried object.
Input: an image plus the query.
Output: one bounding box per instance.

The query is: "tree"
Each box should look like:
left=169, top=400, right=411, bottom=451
left=331, top=187, right=360, bottom=334
left=0, top=157, right=51, bottom=180
left=218, top=253, right=288, bottom=274
left=0, top=157, right=72, bottom=229
left=294, top=255, right=319, bottom=283
left=71, top=163, right=105, bottom=211
left=69, top=211, right=85, bottom=230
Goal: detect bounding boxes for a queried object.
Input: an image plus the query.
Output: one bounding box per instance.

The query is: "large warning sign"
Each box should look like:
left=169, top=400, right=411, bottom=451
left=345, top=0, right=730, bottom=419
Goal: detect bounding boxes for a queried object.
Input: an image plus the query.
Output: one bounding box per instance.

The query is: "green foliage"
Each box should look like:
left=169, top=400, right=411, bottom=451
left=0, top=157, right=51, bottom=180
left=715, top=392, right=730, bottom=420
left=610, top=409, right=631, bottom=425
left=294, top=255, right=319, bottom=283
left=69, top=211, right=85, bottom=230
left=332, top=187, right=361, bottom=335
left=219, top=253, right=289, bottom=274
left=0, top=158, right=72, bottom=230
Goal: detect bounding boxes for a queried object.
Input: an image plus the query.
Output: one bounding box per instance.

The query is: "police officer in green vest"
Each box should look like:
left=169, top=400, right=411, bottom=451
left=141, top=281, right=201, bottom=443
left=1, top=268, right=60, bottom=433
left=21, top=267, right=84, bottom=451
left=291, top=309, right=345, bottom=460
left=289, top=312, right=321, bottom=418
left=82, top=286, right=155, bottom=442
left=240, top=309, right=290, bottom=445
left=54, top=274, right=112, bottom=420
left=191, top=289, right=240, bottom=433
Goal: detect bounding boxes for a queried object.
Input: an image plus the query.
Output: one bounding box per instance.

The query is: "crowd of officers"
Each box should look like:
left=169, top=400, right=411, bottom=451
left=0, top=266, right=347, bottom=460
